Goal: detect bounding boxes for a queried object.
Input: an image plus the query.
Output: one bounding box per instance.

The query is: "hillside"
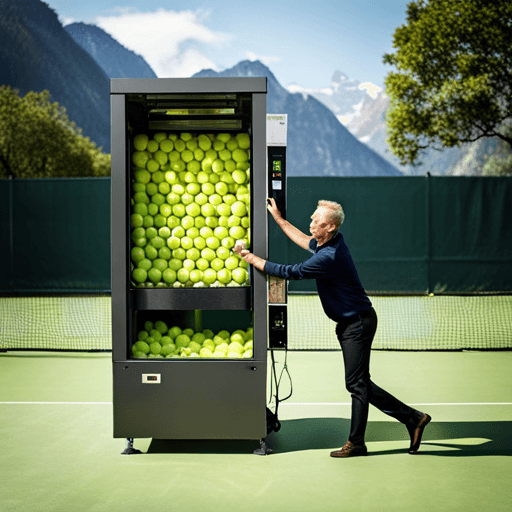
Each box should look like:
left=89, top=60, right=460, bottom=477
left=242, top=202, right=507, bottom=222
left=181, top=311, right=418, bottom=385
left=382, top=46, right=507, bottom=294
left=65, top=22, right=157, bottom=80
left=0, top=0, right=111, bottom=152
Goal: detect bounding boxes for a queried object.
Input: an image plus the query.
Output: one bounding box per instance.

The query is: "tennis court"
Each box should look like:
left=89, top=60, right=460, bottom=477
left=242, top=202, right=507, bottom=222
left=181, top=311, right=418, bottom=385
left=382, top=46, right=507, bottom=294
left=1, top=349, right=511, bottom=512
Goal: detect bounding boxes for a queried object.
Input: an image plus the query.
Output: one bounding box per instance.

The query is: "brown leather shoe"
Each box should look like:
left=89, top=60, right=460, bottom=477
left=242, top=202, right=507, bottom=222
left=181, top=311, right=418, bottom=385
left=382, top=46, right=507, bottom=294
left=330, top=441, right=368, bottom=458
left=408, top=413, right=431, bottom=454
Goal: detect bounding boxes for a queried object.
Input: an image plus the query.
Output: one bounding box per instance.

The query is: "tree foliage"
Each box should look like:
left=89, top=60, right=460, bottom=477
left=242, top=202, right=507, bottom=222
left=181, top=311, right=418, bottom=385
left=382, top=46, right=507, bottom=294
left=0, top=86, right=110, bottom=178
left=383, top=0, right=512, bottom=166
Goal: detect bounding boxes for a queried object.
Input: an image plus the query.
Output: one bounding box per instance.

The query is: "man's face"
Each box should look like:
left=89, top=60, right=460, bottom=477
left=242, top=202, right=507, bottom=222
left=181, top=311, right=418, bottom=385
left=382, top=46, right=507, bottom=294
left=309, top=207, right=336, bottom=241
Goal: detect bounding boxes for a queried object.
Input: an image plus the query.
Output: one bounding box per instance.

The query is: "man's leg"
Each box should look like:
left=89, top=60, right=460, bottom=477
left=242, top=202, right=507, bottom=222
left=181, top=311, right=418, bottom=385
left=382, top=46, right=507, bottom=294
left=336, top=309, right=376, bottom=446
left=334, top=308, right=431, bottom=456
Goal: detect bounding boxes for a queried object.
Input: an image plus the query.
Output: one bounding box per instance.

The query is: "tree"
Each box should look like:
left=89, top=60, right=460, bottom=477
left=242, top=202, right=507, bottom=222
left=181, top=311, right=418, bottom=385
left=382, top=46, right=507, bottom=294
left=0, top=86, right=110, bottom=178
left=383, top=0, right=512, bottom=167
left=482, top=120, right=512, bottom=176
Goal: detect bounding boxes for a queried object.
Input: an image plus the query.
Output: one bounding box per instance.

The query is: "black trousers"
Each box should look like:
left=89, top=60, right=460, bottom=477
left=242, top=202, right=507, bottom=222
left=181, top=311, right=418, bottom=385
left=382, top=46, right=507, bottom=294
left=336, top=307, right=423, bottom=445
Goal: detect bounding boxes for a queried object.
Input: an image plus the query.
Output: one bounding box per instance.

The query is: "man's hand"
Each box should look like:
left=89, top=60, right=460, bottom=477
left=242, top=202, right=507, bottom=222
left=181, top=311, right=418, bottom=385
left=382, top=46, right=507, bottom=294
left=235, top=248, right=266, bottom=272
left=267, top=197, right=282, bottom=222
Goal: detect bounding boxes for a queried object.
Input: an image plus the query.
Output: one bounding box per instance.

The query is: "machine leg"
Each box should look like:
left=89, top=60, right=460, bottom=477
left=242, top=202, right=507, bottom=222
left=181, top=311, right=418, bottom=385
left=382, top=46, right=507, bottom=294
left=121, top=437, right=142, bottom=455
left=253, top=438, right=273, bottom=455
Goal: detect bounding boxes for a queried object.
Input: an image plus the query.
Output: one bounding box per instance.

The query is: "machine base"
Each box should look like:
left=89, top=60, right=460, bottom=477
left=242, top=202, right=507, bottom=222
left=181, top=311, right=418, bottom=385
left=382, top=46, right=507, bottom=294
left=121, top=438, right=142, bottom=455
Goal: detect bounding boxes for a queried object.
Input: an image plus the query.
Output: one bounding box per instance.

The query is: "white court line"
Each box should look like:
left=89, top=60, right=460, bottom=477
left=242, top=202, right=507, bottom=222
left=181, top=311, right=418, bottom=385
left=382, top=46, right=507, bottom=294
left=0, top=401, right=510, bottom=406
left=0, top=402, right=112, bottom=405
left=281, top=402, right=512, bottom=406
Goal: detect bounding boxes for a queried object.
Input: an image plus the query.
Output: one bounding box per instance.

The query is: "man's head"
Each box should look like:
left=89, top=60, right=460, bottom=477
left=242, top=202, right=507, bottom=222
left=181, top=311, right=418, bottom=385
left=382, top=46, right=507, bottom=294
left=309, top=200, right=344, bottom=243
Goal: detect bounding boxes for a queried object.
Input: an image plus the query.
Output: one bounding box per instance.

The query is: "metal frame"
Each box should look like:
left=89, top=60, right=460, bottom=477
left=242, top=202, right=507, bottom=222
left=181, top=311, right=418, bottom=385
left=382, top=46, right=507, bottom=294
left=111, top=78, right=268, bottom=441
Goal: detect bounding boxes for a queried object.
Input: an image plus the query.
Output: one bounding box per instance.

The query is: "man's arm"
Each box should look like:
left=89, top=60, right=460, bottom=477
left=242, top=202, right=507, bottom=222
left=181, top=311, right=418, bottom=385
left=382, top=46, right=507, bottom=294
left=267, top=198, right=313, bottom=251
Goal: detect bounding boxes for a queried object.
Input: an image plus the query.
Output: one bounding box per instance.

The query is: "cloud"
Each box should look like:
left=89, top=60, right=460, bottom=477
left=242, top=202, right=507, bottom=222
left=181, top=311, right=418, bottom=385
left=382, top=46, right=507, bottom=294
left=358, top=82, right=382, bottom=99
left=93, top=8, right=231, bottom=77
left=245, top=51, right=281, bottom=67
left=286, top=84, right=334, bottom=100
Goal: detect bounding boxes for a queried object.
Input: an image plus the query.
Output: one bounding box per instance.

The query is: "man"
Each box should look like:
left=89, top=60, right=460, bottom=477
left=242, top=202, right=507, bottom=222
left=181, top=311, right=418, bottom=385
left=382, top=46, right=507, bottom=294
left=235, top=198, right=431, bottom=458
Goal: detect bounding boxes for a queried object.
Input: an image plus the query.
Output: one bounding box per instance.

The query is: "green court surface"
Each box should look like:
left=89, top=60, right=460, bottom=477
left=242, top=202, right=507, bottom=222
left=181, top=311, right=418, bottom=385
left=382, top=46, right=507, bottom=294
left=0, top=350, right=511, bottom=512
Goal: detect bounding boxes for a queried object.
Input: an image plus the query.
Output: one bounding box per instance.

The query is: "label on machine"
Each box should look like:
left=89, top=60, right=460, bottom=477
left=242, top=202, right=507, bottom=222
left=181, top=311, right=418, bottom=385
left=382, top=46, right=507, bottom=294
left=142, top=374, right=161, bottom=384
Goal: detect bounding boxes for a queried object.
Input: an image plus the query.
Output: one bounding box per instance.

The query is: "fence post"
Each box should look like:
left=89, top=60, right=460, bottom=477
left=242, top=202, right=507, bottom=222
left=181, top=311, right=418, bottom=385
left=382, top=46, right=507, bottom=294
left=425, top=172, right=432, bottom=294
left=8, top=174, right=14, bottom=291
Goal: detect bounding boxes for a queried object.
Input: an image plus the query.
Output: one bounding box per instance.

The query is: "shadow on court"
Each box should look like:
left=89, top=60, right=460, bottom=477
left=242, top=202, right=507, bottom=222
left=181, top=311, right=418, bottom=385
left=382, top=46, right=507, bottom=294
left=145, top=418, right=511, bottom=456
left=266, top=418, right=512, bottom=456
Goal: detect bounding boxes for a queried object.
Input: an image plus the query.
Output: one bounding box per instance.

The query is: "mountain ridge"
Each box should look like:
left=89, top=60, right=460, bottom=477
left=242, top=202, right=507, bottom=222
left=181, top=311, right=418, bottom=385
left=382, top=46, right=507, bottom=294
left=194, top=60, right=402, bottom=177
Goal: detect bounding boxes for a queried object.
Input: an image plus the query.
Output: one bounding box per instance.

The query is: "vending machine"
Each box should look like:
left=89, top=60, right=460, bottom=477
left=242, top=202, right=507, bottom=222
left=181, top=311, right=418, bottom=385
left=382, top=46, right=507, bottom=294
left=110, top=77, right=273, bottom=454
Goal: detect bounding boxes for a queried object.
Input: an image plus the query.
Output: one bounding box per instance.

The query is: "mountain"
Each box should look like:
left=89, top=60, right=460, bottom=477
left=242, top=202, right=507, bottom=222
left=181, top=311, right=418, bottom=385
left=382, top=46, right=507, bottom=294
left=288, top=71, right=383, bottom=126
left=194, top=61, right=402, bottom=177
left=64, top=22, right=157, bottom=80
left=0, top=0, right=111, bottom=152
left=345, top=92, right=500, bottom=175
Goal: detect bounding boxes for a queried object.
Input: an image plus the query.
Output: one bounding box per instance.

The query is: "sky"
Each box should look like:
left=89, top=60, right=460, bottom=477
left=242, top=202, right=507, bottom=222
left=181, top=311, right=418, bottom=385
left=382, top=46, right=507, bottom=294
left=46, top=0, right=409, bottom=91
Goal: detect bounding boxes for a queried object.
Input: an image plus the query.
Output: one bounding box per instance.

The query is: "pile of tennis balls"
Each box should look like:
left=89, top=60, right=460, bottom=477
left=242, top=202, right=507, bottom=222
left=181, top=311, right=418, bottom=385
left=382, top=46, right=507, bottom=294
left=130, top=131, right=251, bottom=288
left=131, top=321, right=254, bottom=359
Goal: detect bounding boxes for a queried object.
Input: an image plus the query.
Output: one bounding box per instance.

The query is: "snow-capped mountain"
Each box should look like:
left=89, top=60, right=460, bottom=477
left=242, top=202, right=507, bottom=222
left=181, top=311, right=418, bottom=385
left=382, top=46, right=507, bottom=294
left=287, top=71, right=382, bottom=126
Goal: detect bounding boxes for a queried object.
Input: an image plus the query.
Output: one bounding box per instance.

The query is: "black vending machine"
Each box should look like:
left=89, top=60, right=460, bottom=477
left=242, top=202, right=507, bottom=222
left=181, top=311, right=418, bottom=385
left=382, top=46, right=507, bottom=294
left=110, top=77, right=278, bottom=453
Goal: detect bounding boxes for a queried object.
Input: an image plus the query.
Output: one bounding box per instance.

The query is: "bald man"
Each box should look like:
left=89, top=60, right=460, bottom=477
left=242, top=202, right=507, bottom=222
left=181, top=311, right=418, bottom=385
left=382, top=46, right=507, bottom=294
left=235, top=198, right=431, bottom=457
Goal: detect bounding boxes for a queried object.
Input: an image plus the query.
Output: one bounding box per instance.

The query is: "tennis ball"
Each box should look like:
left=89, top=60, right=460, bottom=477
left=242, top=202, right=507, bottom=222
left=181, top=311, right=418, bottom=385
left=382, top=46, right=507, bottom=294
left=148, top=268, right=162, bottom=284
left=132, top=341, right=150, bottom=354
left=199, top=347, right=214, bottom=358
left=186, top=203, right=201, bottom=217
left=232, top=148, right=248, bottom=163
left=189, top=341, right=201, bottom=354
left=221, top=237, right=235, bottom=249
left=172, top=248, right=186, bottom=261
left=189, top=269, right=203, bottom=283
left=216, top=342, right=229, bottom=354
left=168, top=326, right=182, bottom=339
left=160, top=139, right=174, bottom=152
left=217, top=133, right=231, bottom=143
left=212, top=351, right=226, bottom=358
left=162, top=268, right=177, bottom=284
left=217, top=330, right=230, bottom=340
left=133, top=134, right=149, bottom=151
left=244, top=341, right=253, bottom=351
left=131, top=247, right=145, bottom=263
left=216, top=246, right=230, bottom=261
left=232, top=169, right=246, bottom=185
left=177, top=268, right=190, bottom=283
left=229, top=226, right=246, bottom=240
left=204, top=215, right=218, bottom=228
left=159, top=246, right=171, bottom=260
left=231, top=201, right=247, bottom=217
left=203, top=268, right=217, bottom=284
left=149, top=330, right=162, bottom=343
left=232, top=267, right=248, bottom=284
left=175, top=334, right=190, bottom=349
left=149, top=342, right=162, bottom=355
left=161, top=343, right=177, bottom=356
left=212, top=159, right=224, bottom=173
left=132, top=268, right=147, bottom=283
left=133, top=192, right=150, bottom=204
left=193, top=236, right=206, bottom=251
left=198, top=134, right=212, bottom=151
left=227, top=351, right=242, bottom=358
left=154, top=321, right=168, bottom=335
left=202, top=339, right=216, bottom=352
left=133, top=351, right=147, bottom=359
left=235, top=133, right=250, bottom=149
left=132, top=151, right=149, bottom=168
left=137, top=330, right=149, bottom=341
left=230, top=332, right=245, bottom=344
left=243, top=350, right=253, bottom=358
left=217, top=268, right=232, bottom=284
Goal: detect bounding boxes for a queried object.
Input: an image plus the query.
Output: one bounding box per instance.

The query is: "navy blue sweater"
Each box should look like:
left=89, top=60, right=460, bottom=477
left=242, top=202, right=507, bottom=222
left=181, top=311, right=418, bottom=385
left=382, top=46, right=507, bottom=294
left=264, top=231, right=372, bottom=322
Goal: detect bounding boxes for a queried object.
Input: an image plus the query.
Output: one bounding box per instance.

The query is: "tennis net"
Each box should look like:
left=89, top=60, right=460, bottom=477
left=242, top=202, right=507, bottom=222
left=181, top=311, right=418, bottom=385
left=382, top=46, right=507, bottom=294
left=0, top=294, right=511, bottom=352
